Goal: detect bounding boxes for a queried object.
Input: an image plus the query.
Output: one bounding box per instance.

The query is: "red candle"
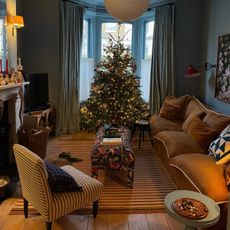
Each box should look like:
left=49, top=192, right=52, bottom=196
left=0, top=59, right=2, bottom=73
left=5, top=59, right=8, bottom=74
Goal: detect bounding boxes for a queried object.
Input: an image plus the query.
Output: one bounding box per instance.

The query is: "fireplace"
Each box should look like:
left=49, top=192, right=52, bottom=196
left=0, top=101, right=10, bottom=168
left=0, top=83, right=27, bottom=168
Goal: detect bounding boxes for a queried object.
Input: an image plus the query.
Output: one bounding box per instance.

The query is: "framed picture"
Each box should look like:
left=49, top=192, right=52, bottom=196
left=215, top=33, right=230, bottom=103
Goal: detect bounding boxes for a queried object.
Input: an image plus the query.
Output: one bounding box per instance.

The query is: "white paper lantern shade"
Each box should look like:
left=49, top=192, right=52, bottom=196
left=104, top=0, right=150, bottom=22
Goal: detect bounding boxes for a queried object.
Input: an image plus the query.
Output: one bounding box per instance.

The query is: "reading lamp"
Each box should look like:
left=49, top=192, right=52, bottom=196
left=185, top=62, right=217, bottom=78
left=104, top=0, right=149, bottom=22
left=7, top=15, right=24, bottom=36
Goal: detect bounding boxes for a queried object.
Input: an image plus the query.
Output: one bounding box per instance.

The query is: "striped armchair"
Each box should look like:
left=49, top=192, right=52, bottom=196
left=13, top=144, right=103, bottom=230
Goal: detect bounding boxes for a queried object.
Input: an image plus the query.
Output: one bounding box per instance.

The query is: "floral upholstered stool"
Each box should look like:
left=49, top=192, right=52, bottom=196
left=91, top=126, right=135, bottom=188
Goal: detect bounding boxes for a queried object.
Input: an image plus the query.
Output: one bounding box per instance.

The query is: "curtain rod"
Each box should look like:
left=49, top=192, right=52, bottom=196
left=61, top=0, right=89, bottom=9
left=148, top=0, right=176, bottom=10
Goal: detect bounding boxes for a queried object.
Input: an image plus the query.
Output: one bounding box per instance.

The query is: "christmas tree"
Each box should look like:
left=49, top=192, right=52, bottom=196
left=80, top=26, right=150, bottom=130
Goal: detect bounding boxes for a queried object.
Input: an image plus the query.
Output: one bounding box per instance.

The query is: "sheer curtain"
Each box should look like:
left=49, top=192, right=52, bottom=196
left=140, top=59, right=151, bottom=102
left=149, top=4, right=175, bottom=114
left=80, top=58, right=95, bottom=101
left=57, top=1, right=85, bottom=135
left=0, top=3, right=7, bottom=70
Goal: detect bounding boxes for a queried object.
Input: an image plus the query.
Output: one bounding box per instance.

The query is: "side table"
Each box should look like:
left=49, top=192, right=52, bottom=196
left=131, top=120, right=153, bottom=149
left=164, top=190, right=220, bottom=230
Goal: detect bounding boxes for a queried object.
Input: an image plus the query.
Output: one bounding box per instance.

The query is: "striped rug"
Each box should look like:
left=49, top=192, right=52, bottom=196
left=10, top=132, right=177, bottom=214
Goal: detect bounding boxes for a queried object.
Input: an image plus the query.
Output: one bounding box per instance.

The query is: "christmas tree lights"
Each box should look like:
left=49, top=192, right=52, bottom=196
left=80, top=26, right=149, bottom=130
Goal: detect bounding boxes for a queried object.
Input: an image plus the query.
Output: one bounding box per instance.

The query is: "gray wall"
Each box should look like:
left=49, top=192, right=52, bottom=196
left=19, top=0, right=60, bottom=109
left=174, top=0, right=205, bottom=98
left=203, top=0, right=230, bottom=114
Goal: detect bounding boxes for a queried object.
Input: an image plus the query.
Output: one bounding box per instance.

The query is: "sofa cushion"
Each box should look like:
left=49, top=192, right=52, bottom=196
left=159, top=102, right=181, bottom=121
left=169, top=153, right=229, bottom=202
left=203, top=111, right=230, bottom=133
left=160, top=95, right=190, bottom=120
left=182, top=110, right=206, bottom=132
left=209, top=125, right=230, bottom=165
left=187, top=116, right=218, bottom=150
left=149, top=115, right=183, bottom=136
left=184, top=97, right=207, bottom=120
left=155, top=131, right=204, bottom=158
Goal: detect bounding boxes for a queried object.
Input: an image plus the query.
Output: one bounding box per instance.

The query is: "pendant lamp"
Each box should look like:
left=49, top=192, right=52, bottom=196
left=104, top=0, right=149, bottom=22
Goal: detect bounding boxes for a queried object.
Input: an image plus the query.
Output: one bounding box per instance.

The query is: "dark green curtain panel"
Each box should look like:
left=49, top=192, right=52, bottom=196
left=149, top=4, right=175, bottom=114
left=57, top=1, right=85, bottom=134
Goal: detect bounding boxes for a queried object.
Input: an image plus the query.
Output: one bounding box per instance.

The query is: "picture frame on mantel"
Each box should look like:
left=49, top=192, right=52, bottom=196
left=215, top=33, right=230, bottom=104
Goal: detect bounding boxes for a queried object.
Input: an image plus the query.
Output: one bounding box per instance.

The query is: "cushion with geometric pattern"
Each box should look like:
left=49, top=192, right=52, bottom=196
left=209, top=125, right=230, bottom=165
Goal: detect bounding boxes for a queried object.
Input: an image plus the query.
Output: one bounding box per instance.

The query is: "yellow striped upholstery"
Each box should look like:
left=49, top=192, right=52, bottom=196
left=13, top=144, right=103, bottom=222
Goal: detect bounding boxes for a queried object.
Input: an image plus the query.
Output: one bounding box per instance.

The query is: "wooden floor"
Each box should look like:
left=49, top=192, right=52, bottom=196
left=0, top=131, right=184, bottom=229
left=0, top=198, right=183, bottom=230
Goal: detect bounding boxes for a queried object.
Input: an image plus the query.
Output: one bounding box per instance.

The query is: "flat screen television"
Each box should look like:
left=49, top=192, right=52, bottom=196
left=24, top=73, right=50, bottom=112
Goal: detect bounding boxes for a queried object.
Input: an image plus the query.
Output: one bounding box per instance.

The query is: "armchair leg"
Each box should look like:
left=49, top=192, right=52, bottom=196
left=46, top=221, right=52, bottom=230
left=23, top=198, right=28, bottom=218
left=93, top=200, right=99, bottom=218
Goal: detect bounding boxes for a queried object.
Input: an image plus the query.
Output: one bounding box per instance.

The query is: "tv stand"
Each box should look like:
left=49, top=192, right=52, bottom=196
left=23, top=107, right=55, bottom=133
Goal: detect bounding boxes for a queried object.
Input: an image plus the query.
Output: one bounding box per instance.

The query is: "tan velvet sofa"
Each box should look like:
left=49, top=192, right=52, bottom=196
left=149, top=95, right=230, bottom=230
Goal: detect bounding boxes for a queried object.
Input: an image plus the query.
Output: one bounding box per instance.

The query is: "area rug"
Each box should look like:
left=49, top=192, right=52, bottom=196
left=9, top=133, right=177, bottom=215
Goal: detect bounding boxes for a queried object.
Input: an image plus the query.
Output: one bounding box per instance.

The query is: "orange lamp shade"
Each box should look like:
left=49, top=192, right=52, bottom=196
left=13, top=15, right=24, bottom=28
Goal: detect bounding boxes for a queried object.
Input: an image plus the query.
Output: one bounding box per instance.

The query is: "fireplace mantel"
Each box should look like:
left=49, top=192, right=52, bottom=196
left=0, top=82, right=29, bottom=163
left=0, top=84, right=21, bottom=101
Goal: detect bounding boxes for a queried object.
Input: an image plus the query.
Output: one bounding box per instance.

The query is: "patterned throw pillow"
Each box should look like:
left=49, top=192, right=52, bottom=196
left=44, top=162, right=83, bottom=193
left=209, top=125, right=230, bottom=165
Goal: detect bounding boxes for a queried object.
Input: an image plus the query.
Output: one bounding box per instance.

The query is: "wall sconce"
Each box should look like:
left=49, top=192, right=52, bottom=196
left=104, top=0, right=149, bottom=22
left=7, top=15, right=24, bottom=36
left=185, top=62, right=216, bottom=78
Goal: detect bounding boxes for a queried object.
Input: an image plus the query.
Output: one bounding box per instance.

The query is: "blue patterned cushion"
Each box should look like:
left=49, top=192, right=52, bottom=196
left=209, top=125, right=230, bottom=165
left=44, top=162, right=83, bottom=193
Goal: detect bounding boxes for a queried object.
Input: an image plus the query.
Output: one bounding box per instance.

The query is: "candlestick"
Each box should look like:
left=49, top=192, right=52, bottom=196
left=18, top=57, right=21, bottom=66
left=5, top=59, right=8, bottom=74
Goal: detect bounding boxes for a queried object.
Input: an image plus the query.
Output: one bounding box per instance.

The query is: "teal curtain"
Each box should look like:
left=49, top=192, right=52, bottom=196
left=57, top=1, right=85, bottom=135
left=149, top=4, right=175, bottom=114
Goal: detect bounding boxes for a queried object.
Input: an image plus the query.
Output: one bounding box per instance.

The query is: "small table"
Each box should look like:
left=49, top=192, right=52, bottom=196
left=164, top=190, right=220, bottom=230
left=91, top=126, right=135, bottom=188
left=131, top=120, right=153, bottom=149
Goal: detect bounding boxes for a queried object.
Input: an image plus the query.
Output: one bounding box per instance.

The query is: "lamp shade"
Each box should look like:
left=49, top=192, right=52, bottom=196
left=185, top=65, right=202, bottom=78
left=13, top=16, right=24, bottom=28
left=104, top=0, right=149, bottom=22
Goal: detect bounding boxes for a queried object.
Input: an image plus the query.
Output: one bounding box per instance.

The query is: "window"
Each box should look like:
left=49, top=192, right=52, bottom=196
left=101, top=22, right=132, bottom=57
left=80, top=18, right=94, bottom=102
left=144, top=20, right=154, bottom=59
left=81, top=19, right=89, bottom=58
left=140, top=20, right=155, bottom=102
left=0, top=8, right=7, bottom=71
left=79, top=10, right=155, bottom=102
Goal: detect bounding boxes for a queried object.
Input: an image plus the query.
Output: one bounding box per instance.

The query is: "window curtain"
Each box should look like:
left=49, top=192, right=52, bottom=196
left=149, top=4, right=175, bottom=114
left=57, top=1, right=85, bottom=135
left=80, top=58, right=95, bottom=102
